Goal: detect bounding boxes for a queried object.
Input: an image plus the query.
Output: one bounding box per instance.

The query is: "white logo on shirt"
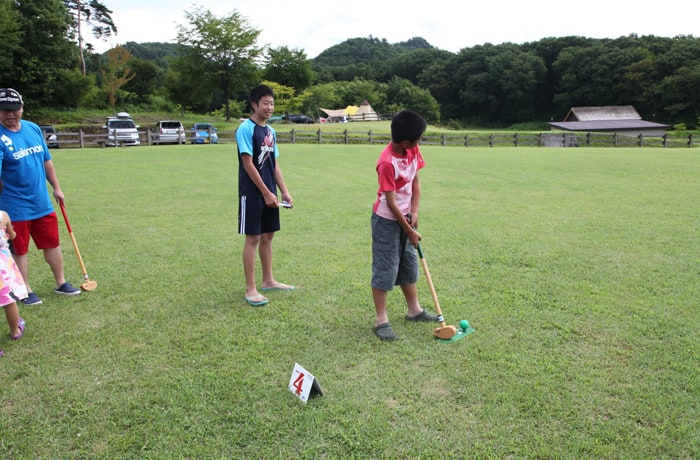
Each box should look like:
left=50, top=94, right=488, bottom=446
left=1, top=134, right=12, bottom=151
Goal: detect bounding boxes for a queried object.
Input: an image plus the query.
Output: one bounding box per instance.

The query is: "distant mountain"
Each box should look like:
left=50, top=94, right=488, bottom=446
left=311, top=36, right=437, bottom=83
left=122, top=41, right=182, bottom=68
left=313, top=36, right=435, bottom=66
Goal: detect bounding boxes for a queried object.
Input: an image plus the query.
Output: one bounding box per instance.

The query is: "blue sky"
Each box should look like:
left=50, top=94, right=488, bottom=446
left=93, top=0, right=698, bottom=58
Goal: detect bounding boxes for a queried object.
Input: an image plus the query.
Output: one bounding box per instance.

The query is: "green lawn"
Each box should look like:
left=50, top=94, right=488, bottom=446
left=1, top=144, right=698, bottom=459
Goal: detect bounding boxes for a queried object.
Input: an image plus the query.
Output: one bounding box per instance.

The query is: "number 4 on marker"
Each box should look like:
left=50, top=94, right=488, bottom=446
left=289, top=363, right=323, bottom=403
left=292, top=371, right=305, bottom=395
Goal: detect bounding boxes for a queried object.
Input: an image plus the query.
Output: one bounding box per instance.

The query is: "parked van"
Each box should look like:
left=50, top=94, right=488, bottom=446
left=103, top=112, right=140, bottom=146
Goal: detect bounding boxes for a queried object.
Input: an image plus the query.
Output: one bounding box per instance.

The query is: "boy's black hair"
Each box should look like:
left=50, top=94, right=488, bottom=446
left=249, top=84, right=274, bottom=106
left=391, top=110, right=427, bottom=143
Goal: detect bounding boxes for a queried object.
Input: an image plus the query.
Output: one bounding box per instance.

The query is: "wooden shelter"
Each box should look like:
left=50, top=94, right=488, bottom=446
left=548, top=106, right=669, bottom=137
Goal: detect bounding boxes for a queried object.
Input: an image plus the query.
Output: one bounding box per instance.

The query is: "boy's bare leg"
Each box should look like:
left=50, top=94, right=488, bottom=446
left=258, top=233, right=292, bottom=290
left=258, top=232, right=277, bottom=286
left=372, top=287, right=390, bottom=326
left=400, top=283, right=424, bottom=317
left=243, top=234, right=261, bottom=297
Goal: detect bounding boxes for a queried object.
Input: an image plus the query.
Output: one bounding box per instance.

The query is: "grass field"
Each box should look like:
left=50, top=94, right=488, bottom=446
left=1, top=144, right=698, bottom=459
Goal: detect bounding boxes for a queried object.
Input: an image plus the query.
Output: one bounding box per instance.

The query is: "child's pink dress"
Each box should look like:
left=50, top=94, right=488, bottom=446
left=0, top=214, right=28, bottom=306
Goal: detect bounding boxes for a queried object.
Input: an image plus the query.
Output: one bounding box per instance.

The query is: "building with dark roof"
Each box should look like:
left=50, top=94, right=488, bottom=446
left=548, top=106, right=670, bottom=137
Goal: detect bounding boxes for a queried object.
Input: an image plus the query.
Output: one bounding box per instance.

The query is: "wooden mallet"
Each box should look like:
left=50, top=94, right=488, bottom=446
left=417, top=243, right=456, bottom=340
left=59, top=201, right=97, bottom=291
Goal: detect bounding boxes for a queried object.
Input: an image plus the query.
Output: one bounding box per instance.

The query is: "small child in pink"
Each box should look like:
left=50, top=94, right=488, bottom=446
left=0, top=202, right=27, bottom=357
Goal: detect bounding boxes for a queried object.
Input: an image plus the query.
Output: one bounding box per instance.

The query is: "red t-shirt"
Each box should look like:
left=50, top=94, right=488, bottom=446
left=372, top=143, right=425, bottom=220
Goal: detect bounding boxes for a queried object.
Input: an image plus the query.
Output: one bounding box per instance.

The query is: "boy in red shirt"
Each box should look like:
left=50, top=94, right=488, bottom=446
left=371, top=110, right=439, bottom=341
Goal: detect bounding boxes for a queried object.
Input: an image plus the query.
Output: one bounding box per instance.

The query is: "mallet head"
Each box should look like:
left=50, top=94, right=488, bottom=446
left=434, top=325, right=457, bottom=340
left=80, top=280, right=98, bottom=291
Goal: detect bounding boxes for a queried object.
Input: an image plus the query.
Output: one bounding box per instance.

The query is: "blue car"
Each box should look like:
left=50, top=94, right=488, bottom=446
left=190, top=123, right=218, bottom=144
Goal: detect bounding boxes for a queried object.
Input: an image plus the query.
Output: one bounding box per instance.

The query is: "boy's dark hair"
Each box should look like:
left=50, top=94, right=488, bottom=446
left=391, top=110, right=427, bottom=143
left=249, top=84, right=274, bottom=106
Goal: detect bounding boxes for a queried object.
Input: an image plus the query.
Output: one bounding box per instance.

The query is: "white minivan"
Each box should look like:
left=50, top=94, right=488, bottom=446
left=103, top=112, right=140, bottom=146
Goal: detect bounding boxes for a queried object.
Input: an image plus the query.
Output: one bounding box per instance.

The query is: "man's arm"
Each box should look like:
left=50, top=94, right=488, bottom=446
left=44, top=159, right=65, bottom=203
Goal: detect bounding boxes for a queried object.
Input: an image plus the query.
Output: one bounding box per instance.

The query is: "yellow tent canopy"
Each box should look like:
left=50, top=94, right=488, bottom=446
left=320, top=105, right=358, bottom=119
left=320, top=102, right=380, bottom=122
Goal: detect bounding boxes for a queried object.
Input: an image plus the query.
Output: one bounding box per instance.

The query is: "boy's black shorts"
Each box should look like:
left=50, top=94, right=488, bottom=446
left=239, top=195, right=281, bottom=235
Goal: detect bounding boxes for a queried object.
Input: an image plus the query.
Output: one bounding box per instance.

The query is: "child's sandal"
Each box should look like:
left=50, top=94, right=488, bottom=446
left=10, top=317, right=25, bottom=341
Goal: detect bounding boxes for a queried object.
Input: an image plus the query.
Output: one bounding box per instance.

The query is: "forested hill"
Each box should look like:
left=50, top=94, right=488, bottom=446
left=304, top=34, right=700, bottom=127
left=125, top=36, right=437, bottom=71
left=123, top=42, right=182, bottom=68
left=96, top=34, right=700, bottom=128
left=313, top=36, right=436, bottom=65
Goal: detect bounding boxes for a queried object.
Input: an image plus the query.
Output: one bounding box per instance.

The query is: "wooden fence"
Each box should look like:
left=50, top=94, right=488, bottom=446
left=49, top=128, right=699, bottom=149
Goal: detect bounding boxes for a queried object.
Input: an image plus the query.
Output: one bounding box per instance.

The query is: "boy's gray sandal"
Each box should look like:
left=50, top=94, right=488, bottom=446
left=405, top=310, right=439, bottom=322
left=374, top=323, right=399, bottom=341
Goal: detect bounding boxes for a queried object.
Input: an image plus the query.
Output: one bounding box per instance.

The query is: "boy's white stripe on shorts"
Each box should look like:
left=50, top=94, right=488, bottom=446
left=239, top=196, right=246, bottom=233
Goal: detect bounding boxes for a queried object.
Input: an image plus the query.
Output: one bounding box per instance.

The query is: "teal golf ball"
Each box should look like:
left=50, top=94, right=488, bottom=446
left=459, top=320, right=469, bottom=330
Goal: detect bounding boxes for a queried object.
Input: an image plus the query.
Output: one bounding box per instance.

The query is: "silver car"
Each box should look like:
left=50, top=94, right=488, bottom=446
left=153, top=120, right=185, bottom=144
left=39, top=125, right=59, bottom=149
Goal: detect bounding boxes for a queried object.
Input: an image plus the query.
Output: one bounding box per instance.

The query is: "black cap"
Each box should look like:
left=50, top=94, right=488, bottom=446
left=0, top=88, right=23, bottom=110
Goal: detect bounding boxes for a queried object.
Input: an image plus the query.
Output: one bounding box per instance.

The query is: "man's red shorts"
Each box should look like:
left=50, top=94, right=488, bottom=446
left=11, top=212, right=60, bottom=255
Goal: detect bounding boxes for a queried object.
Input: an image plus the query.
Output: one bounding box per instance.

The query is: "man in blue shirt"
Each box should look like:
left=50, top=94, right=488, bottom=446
left=0, top=88, right=80, bottom=305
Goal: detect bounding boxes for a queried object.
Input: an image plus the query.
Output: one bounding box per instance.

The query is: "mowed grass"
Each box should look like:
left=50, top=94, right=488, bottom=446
left=1, top=143, right=698, bottom=459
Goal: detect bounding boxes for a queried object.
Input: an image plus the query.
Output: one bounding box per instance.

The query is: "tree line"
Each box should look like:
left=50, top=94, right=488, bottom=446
left=1, top=1, right=699, bottom=128
left=310, top=35, right=700, bottom=128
